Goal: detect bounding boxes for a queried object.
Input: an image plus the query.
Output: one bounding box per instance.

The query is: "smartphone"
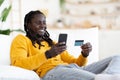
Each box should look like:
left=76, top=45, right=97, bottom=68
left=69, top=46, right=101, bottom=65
left=58, top=33, right=67, bottom=46
left=74, top=40, right=84, bottom=46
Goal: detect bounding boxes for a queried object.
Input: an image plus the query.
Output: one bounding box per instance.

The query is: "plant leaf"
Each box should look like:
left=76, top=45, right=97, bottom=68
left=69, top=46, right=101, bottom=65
left=0, top=29, right=25, bottom=35
left=11, top=29, right=25, bottom=33
left=0, top=0, right=4, bottom=6
left=59, top=0, right=65, bottom=12
left=0, top=29, right=11, bottom=35
left=0, top=5, right=12, bottom=22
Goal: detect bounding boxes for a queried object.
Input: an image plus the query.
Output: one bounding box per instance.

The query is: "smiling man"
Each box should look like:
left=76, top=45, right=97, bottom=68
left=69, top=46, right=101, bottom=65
left=10, top=10, right=120, bottom=80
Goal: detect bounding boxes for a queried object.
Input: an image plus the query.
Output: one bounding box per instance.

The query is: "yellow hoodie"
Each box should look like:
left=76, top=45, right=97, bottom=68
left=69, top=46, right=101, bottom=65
left=10, top=34, right=87, bottom=78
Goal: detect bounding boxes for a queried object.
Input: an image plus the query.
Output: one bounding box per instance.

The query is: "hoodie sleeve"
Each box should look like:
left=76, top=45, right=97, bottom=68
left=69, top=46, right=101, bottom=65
left=60, top=51, right=88, bottom=66
left=10, top=34, right=48, bottom=70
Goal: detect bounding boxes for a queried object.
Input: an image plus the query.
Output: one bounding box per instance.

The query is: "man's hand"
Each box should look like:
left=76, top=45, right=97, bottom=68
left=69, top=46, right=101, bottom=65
left=45, top=42, right=66, bottom=58
left=81, top=42, right=92, bottom=57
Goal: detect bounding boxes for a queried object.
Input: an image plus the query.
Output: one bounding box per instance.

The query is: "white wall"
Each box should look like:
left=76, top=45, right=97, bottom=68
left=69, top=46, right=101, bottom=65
left=21, top=0, right=61, bottom=29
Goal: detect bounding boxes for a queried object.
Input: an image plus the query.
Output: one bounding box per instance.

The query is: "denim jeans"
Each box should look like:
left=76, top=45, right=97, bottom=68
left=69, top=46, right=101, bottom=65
left=43, top=55, right=120, bottom=80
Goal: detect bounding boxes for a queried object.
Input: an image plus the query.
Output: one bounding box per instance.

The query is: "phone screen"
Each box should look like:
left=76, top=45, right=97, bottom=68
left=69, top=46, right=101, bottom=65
left=58, top=33, right=67, bottom=45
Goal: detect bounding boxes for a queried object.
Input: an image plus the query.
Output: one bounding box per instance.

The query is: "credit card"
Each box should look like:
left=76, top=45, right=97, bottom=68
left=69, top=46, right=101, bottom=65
left=74, top=40, right=84, bottom=46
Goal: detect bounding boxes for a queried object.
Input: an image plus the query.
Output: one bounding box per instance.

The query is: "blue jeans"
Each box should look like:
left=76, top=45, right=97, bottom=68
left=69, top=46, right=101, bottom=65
left=42, top=55, right=120, bottom=80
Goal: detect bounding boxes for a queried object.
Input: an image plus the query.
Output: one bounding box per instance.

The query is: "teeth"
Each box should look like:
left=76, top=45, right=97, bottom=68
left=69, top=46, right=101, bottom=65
left=39, top=30, right=44, bottom=32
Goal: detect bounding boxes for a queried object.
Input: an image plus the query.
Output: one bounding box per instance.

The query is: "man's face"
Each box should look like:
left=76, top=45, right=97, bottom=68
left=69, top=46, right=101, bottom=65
left=28, top=14, right=46, bottom=38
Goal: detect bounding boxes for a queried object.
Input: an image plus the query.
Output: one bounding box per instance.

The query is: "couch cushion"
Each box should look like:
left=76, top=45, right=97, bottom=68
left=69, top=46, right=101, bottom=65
left=95, top=74, right=120, bottom=80
left=0, top=35, right=12, bottom=65
left=48, top=27, right=99, bottom=64
left=0, top=65, right=41, bottom=80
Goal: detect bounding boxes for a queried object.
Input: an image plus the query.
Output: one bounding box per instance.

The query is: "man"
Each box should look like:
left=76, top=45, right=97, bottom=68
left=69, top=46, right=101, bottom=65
left=10, top=10, right=120, bottom=80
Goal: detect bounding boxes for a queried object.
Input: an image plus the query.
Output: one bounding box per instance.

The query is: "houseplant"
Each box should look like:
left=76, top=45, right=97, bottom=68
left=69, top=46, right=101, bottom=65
left=0, top=0, right=24, bottom=35
left=60, top=0, right=65, bottom=13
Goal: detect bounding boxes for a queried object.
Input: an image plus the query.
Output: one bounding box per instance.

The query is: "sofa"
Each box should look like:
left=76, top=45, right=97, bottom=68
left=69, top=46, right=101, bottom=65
left=0, top=28, right=98, bottom=80
left=1, top=28, right=119, bottom=80
left=0, top=34, right=41, bottom=80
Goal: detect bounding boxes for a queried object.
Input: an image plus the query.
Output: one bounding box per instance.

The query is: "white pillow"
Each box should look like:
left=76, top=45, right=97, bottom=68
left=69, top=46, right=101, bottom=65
left=95, top=74, right=120, bottom=80
left=0, top=65, right=41, bottom=80
left=48, top=27, right=99, bottom=64
left=0, top=35, right=12, bottom=65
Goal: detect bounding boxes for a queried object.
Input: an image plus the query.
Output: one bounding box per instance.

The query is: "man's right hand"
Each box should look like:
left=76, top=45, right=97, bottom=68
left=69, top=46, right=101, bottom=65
left=45, top=42, right=66, bottom=58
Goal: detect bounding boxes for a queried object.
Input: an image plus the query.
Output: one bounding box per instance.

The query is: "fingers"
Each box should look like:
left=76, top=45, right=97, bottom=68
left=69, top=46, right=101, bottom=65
left=81, top=42, right=92, bottom=54
left=82, top=48, right=92, bottom=54
left=81, top=42, right=92, bottom=49
left=57, top=42, right=66, bottom=46
left=57, top=44, right=67, bottom=53
left=51, top=43, right=67, bottom=55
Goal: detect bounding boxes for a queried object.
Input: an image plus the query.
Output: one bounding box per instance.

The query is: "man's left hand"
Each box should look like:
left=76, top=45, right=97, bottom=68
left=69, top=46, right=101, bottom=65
left=81, top=42, right=92, bottom=57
